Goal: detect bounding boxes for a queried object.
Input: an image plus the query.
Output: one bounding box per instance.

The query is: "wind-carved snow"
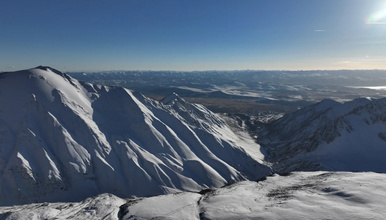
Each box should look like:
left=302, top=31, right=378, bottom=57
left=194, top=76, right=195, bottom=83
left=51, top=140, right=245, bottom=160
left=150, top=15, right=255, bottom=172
left=0, top=66, right=271, bottom=206
left=258, top=97, right=386, bottom=173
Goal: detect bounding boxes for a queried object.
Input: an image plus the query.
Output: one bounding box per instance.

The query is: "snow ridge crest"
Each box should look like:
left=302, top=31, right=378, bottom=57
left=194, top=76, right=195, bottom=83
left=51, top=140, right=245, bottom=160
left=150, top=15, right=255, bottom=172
left=259, top=97, right=386, bottom=173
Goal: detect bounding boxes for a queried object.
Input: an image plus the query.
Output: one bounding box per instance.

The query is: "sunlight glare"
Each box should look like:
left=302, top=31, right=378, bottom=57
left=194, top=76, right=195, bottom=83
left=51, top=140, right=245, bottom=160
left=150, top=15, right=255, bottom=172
left=367, top=6, right=386, bottom=24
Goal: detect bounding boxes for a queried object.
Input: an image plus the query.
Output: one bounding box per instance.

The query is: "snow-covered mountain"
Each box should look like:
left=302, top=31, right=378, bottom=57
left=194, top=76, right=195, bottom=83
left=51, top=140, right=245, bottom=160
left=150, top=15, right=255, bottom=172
left=0, top=66, right=271, bottom=206
left=258, top=97, right=386, bottom=173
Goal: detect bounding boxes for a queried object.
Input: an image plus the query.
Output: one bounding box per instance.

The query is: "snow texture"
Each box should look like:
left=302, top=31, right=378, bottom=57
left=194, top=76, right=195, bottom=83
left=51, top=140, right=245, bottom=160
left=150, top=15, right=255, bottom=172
left=119, top=172, right=386, bottom=220
left=0, top=66, right=271, bottom=206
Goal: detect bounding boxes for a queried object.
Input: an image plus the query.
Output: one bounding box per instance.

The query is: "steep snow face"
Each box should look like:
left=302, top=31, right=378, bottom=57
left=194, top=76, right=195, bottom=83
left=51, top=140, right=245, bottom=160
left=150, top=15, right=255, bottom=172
left=258, top=97, right=386, bottom=173
left=0, top=66, right=271, bottom=206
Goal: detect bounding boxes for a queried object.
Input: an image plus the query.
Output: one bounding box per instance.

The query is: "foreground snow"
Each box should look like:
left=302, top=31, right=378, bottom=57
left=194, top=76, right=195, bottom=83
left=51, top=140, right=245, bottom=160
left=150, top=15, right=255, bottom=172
left=120, top=171, right=386, bottom=219
left=0, top=194, right=125, bottom=220
left=1, top=172, right=385, bottom=219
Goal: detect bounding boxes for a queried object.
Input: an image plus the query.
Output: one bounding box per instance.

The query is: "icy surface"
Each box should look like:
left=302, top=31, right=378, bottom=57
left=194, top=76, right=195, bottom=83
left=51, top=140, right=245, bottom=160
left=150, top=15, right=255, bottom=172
left=0, top=67, right=271, bottom=206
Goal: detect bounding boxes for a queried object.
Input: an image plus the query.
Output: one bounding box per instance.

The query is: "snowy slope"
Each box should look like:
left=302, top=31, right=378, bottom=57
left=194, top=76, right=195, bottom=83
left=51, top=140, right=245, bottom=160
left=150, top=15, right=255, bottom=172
left=119, top=172, right=386, bottom=220
left=2, top=171, right=386, bottom=220
left=258, top=98, right=386, bottom=173
left=0, top=66, right=271, bottom=206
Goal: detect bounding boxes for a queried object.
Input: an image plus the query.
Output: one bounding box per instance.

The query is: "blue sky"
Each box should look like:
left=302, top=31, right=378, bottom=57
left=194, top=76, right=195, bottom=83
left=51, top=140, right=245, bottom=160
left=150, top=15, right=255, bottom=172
left=1, top=0, right=386, bottom=71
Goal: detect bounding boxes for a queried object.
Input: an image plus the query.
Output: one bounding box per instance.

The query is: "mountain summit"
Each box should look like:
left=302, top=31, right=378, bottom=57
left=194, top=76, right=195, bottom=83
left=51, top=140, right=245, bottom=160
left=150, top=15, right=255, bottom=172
left=0, top=67, right=271, bottom=205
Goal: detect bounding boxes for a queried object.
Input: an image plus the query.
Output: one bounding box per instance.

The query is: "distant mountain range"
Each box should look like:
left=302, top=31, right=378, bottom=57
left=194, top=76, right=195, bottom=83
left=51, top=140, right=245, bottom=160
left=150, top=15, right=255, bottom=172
left=0, top=66, right=271, bottom=206
left=69, top=69, right=386, bottom=114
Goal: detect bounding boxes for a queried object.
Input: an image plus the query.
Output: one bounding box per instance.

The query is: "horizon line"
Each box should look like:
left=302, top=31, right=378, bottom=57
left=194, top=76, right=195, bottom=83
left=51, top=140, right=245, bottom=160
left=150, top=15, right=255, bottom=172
left=2, top=66, right=386, bottom=73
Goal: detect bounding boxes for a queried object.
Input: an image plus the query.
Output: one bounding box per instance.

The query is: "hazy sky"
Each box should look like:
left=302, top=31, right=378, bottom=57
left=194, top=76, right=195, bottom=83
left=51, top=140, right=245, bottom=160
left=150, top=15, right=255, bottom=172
left=1, top=0, right=386, bottom=71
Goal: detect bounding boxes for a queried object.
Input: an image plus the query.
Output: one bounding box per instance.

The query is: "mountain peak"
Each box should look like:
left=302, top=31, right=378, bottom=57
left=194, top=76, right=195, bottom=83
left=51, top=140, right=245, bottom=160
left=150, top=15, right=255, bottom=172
left=302, top=98, right=339, bottom=113
left=35, top=65, right=55, bottom=71
left=161, top=92, right=183, bottom=105
left=0, top=66, right=68, bottom=80
left=33, top=65, right=67, bottom=77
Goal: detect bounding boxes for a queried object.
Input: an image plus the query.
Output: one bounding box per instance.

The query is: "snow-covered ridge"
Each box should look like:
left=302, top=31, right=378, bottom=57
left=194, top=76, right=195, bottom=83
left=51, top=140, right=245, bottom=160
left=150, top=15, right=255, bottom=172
left=2, top=172, right=386, bottom=220
left=258, top=97, right=386, bottom=173
left=0, top=66, right=271, bottom=206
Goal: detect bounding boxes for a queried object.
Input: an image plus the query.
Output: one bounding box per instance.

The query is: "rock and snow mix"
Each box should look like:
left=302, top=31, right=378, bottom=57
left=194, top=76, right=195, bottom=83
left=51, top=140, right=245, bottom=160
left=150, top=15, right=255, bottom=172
left=0, top=194, right=125, bottom=220
left=258, top=97, right=386, bottom=173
